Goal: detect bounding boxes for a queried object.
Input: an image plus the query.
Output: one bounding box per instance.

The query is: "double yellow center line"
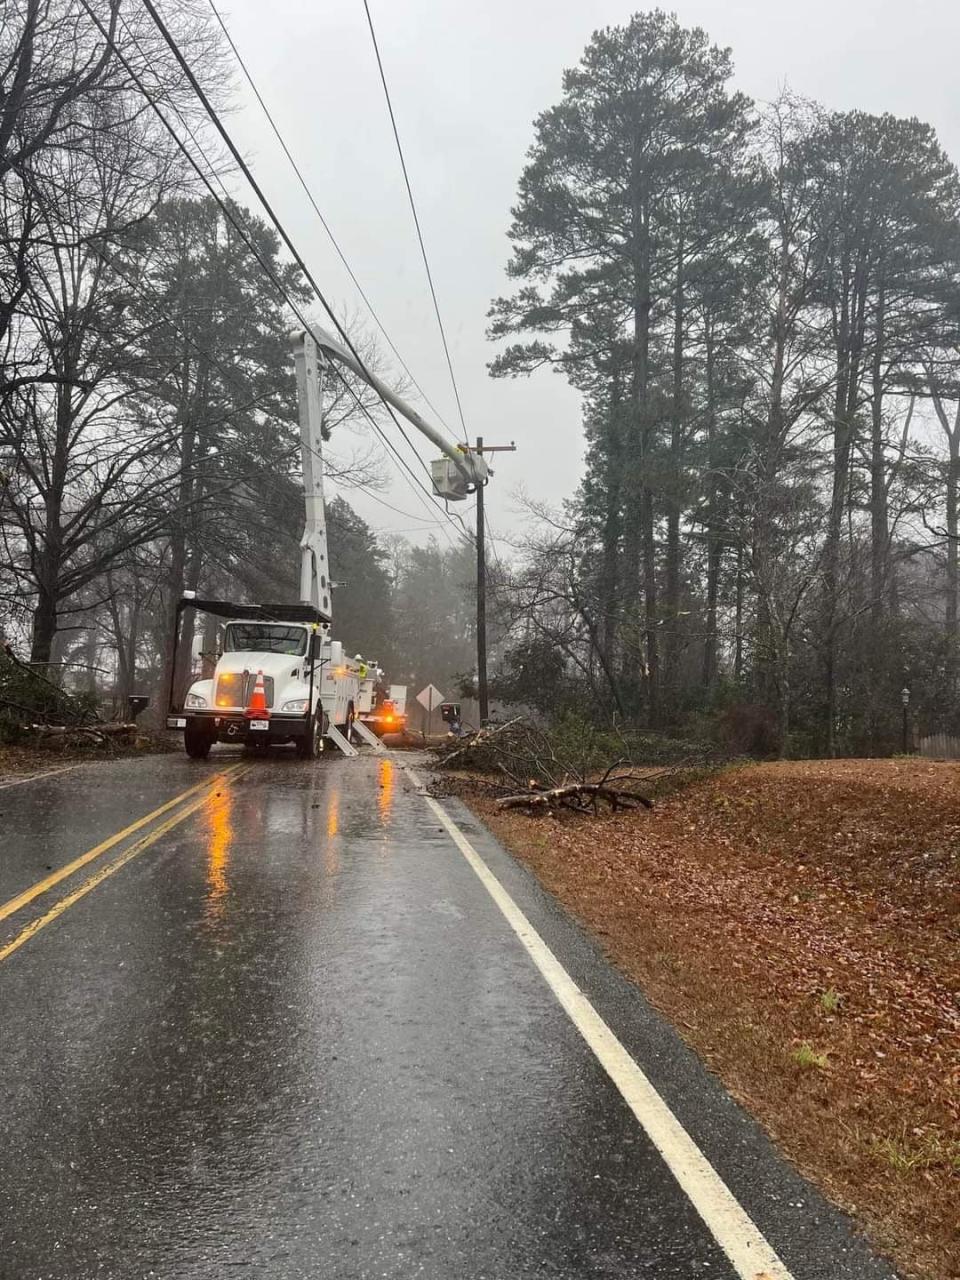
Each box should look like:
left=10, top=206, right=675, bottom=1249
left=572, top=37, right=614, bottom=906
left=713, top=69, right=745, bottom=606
left=0, top=763, right=249, bottom=964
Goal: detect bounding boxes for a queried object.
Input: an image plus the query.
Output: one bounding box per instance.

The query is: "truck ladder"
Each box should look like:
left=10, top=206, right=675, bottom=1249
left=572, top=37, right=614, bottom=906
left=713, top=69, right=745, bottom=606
left=325, top=724, right=359, bottom=757
left=351, top=720, right=386, bottom=752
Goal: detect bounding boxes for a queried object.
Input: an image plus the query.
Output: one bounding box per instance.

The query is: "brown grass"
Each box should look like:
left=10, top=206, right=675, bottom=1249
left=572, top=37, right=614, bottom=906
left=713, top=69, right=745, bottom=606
left=465, top=759, right=960, bottom=1280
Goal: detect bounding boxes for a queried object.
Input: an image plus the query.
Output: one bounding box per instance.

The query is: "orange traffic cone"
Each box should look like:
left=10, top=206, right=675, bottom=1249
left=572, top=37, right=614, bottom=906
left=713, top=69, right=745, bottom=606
left=244, top=669, right=269, bottom=719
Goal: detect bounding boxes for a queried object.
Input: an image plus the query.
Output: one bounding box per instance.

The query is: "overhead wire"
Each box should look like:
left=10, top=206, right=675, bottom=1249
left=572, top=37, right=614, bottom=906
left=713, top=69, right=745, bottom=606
left=117, top=242, right=456, bottom=541
left=110, top=0, right=461, bottom=535
left=484, top=510, right=509, bottom=578
left=204, top=0, right=455, bottom=436
left=360, top=0, right=470, bottom=445
left=138, top=0, right=459, bottom=509
left=77, top=0, right=467, bottom=545
left=331, top=480, right=449, bottom=528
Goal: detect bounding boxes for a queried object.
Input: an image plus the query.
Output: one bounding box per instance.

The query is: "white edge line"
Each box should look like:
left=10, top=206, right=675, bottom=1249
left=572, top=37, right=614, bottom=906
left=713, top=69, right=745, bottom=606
left=0, top=764, right=79, bottom=791
left=404, top=763, right=794, bottom=1280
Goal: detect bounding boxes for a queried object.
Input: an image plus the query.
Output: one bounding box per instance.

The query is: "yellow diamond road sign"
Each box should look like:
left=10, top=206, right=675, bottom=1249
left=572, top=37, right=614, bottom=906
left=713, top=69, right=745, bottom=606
left=415, top=684, right=445, bottom=712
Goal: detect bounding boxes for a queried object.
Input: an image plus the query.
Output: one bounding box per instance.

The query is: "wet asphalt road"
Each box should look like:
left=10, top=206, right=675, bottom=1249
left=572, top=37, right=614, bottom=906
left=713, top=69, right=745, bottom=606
left=0, top=750, right=899, bottom=1280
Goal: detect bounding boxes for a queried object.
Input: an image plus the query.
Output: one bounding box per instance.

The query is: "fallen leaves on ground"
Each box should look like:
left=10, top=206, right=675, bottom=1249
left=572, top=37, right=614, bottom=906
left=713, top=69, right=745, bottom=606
left=0, top=736, right=172, bottom=784
left=466, top=758, right=960, bottom=1280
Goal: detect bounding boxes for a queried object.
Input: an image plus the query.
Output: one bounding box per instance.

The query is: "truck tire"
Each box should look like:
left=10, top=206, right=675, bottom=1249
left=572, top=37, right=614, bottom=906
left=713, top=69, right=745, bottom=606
left=184, top=727, right=213, bottom=759
left=296, top=708, right=326, bottom=760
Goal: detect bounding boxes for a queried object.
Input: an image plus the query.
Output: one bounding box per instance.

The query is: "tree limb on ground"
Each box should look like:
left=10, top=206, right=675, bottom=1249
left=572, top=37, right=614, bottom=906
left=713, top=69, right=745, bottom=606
left=432, top=718, right=658, bottom=817
left=497, top=782, right=654, bottom=813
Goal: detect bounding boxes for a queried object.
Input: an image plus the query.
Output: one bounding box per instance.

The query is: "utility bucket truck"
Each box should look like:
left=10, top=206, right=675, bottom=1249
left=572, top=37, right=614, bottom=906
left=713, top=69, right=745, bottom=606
left=165, top=328, right=488, bottom=760
left=358, top=682, right=408, bottom=736
left=165, top=598, right=362, bottom=758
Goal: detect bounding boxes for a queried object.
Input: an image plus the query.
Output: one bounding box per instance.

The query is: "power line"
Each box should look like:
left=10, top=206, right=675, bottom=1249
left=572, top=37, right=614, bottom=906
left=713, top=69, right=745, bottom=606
left=205, top=0, right=455, bottom=436
left=139, top=0, right=385, bottom=386
left=345, top=394, right=461, bottom=546
left=360, top=0, right=469, bottom=444
left=332, top=481, right=448, bottom=527
left=100, top=257, right=453, bottom=546
left=138, top=0, right=464, bottom=536
left=116, top=13, right=455, bottom=542
left=484, top=510, right=509, bottom=577
left=78, top=0, right=467, bottom=546
left=108, top=254, right=440, bottom=537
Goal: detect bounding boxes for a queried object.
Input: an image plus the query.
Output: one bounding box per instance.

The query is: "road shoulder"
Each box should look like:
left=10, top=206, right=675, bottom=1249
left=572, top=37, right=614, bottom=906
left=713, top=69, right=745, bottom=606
left=427, top=783, right=902, bottom=1280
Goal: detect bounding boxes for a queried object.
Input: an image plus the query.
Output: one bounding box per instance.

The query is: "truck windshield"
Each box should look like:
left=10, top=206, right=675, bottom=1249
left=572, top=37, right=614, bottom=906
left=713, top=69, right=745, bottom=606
left=223, top=624, right=307, bottom=656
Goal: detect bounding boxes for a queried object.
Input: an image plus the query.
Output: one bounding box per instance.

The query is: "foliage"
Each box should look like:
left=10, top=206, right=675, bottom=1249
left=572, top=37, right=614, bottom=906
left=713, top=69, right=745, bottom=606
left=487, top=12, right=960, bottom=757
left=389, top=536, right=478, bottom=699
left=489, top=636, right=578, bottom=718
left=0, top=649, right=97, bottom=741
left=545, top=711, right=721, bottom=773
left=819, top=988, right=842, bottom=1014
left=791, top=1042, right=829, bottom=1070
left=327, top=496, right=394, bottom=665
left=0, top=5, right=410, bottom=705
left=9, top=4, right=960, bottom=759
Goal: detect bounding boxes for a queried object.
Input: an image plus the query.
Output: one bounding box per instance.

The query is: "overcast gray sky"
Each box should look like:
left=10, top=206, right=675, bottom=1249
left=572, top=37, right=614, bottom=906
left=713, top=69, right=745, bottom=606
left=213, top=0, right=960, bottom=548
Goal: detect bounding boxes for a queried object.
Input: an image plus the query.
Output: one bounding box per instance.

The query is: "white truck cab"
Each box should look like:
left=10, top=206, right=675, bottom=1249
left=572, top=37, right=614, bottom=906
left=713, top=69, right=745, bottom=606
left=166, top=602, right=363, bottom=759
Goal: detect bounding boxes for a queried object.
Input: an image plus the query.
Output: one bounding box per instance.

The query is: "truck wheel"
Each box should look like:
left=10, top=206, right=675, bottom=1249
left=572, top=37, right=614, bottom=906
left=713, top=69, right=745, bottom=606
left=296, top=709, right=325, bottom=760
left=184, top=727, right=213, bottom=759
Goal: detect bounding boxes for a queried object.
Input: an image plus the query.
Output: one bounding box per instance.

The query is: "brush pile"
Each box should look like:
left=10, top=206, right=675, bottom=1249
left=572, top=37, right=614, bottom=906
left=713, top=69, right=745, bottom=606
left=432, top=717, right=664, bottom=816
left=0, top=645, right=136, bottom=749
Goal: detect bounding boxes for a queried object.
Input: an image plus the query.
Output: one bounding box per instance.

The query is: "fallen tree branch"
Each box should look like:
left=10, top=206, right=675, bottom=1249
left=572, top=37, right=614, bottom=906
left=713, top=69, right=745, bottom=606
left=2, top=644, right=100, bottom=726
left=436, top=718, right=525, bottom=768
left=497, top=782, right=653, bottom=813
left=30, top=722, right=136, bottom=738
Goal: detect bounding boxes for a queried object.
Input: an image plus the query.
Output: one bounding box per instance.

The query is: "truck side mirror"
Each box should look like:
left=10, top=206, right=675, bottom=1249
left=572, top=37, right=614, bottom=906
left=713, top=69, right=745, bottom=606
left=310, top=634, right=322, bottom=661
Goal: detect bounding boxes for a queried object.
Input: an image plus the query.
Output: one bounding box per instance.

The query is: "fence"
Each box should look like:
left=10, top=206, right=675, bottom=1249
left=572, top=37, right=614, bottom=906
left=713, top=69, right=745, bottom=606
left=917, top=733, right=960, bottom=760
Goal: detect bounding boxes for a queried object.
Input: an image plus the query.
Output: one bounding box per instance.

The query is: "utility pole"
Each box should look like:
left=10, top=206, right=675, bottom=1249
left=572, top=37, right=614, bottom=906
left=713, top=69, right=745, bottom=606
left=476, top=439, right=487, bottom=725
left=471, top=437, right=515, bottom=726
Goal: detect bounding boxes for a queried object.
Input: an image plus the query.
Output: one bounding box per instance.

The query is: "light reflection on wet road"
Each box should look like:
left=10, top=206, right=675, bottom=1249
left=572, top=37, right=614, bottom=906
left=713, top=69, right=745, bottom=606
left=0, top=752, right=898, bottom=1280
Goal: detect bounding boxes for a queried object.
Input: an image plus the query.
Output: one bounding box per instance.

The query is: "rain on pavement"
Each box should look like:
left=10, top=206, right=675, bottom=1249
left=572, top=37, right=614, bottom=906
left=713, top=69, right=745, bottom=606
left=0, top=750, right=898, bottom=1279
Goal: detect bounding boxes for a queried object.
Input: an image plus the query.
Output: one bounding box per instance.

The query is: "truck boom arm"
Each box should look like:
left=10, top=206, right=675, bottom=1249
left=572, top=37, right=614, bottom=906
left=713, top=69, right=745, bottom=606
left=312, top=327, right=489, bottom=493
left=292, top=332, right=333, bottom=619
left=292, top=326, right=490, bottom=617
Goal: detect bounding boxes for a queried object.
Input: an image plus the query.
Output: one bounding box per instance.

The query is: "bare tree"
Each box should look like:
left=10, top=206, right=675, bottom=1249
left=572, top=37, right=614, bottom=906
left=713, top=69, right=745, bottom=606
left=0, top=0, right=120, bottom=183
left=0, top=77, right=185, bottom=662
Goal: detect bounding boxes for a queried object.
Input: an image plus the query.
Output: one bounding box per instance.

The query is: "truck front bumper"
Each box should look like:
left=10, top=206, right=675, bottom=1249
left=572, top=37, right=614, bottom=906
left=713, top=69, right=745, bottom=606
left=166, top=711, right=311, bottom=742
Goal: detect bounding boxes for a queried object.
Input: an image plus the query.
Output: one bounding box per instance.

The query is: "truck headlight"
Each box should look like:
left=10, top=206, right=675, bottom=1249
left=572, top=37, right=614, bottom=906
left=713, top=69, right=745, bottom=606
left=185, top=692, right=207, bottom=709
left=281, top=698, right=309, bottom=713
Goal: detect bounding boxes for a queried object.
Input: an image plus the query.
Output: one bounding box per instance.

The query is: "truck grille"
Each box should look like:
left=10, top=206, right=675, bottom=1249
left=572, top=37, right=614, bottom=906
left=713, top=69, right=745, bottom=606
left=214, top=671, right=275, bottom=709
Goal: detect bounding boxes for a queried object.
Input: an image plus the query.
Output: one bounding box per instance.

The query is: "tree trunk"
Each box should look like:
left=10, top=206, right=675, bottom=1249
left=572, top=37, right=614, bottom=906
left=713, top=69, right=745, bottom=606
left=701, top=319, right=720, bottom=696
left=599, top=376, right=623, bottom=674
left=158, top=315, right=204, bottom=706
left=630, top=168, right=659, bottom=726
left=734, top=528, right=745, bottom=683
left=159, top=417, right=196, bottom=706
left=867, top=278, right=888, bottom=749
left=82, top=628, right=98, bottom=695
left=947, top=432, right=959, bottom=695
left=776, top=656, right=790, bottom=758
left=29, top=360, right=72, bottom=666
left=30, top=586, right=59, bottom=667
left=664, top=236, right=684, bottom=710
left=641, top=484, right=660, bottom=726
left=115, top=601, right=141, bottom=708
left=703, top=534, right=722, bottom=694
left=823, top=247, right=866, bottom=757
